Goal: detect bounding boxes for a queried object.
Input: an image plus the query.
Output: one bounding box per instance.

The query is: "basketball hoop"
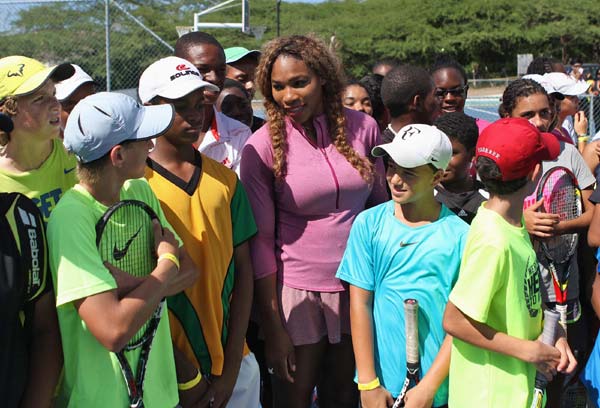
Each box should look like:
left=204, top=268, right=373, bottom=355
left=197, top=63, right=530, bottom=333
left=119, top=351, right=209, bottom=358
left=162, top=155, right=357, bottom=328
left=250, top=26, right=266, bottom=41
left=176, top=26, right=194, bottom=37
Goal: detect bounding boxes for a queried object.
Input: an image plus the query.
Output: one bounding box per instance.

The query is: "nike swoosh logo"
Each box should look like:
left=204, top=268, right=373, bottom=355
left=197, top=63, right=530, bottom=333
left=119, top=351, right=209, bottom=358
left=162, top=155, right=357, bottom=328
left=399, top=241, right=418, bottom=248
left=63, top=167, right=76, bottom=174
left=113, top=227, right=142, bottom=261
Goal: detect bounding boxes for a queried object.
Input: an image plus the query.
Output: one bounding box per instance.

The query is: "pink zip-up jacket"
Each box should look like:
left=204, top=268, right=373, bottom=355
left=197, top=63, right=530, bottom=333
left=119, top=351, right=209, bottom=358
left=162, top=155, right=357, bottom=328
left=240, top=108, right=388, bottom=292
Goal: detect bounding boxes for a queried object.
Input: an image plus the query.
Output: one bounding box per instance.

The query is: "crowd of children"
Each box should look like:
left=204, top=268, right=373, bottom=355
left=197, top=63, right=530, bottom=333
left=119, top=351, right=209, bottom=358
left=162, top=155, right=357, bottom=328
left=1, top=31, right=600, bottom=408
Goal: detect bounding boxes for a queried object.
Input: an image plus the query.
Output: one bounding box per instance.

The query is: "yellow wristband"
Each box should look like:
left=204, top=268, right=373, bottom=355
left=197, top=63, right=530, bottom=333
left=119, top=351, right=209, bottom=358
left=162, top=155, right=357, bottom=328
left=158, top=252, right=180, bottom=270
left=578, top=135, right=590, bottom=143
left=358, top=377, right=380, bottom=391
left=178, top=370, right=202, bottom=391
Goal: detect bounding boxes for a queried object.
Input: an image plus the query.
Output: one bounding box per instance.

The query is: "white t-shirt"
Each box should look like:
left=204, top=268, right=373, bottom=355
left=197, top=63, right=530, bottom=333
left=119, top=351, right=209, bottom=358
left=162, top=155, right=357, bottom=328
left=198, top=108, right=252, bottom=175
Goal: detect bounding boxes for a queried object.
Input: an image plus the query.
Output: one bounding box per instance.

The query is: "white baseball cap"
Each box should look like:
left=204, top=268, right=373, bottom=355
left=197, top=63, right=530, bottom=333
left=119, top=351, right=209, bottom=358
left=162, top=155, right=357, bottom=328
left=64, top=92, right=174, bottom=163
left=372, top=124, right=452, bottom=170
left=55, top=64, right=97, bottom=101
left=522, top=74, right=564, bottom=100
left=138, top=56, right=220, bottom=104
left=543, top=72, right=589, bottom=96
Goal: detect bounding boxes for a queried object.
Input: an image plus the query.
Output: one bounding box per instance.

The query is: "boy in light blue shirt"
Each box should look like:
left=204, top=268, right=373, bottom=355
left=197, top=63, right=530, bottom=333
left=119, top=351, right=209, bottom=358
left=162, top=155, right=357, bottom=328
left=336, top=124, right=468, bottom=408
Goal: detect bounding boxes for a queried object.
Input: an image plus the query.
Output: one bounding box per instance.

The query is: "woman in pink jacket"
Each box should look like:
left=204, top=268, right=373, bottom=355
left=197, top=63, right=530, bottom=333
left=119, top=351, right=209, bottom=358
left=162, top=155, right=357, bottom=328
left=240, top=35, right=387, bottom=407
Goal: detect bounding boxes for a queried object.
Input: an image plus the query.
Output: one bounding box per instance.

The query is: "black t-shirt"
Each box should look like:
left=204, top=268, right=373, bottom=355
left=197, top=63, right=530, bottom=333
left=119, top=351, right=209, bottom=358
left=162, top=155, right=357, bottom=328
left=435, top=183, right=488, bottom=224
left=250, top=115, right=265, bottom=133
left=0, top=193, right=48, bottom=407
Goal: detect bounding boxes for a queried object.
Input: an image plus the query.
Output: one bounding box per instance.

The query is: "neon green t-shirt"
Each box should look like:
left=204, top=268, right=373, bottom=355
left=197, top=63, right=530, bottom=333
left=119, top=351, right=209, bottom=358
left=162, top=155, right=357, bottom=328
left=448, top=204, right=542, bottom=408
left=48, top=179, right=179, bottom=408
left=0, top=139, right=77, bottom=223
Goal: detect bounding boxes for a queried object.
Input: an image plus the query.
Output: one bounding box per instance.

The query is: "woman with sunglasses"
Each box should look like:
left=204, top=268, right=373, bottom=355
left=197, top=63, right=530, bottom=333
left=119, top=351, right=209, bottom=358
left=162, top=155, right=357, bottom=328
left=431, top=57, right=490, bottom=133
left=240, top=35, right=387, bottom=407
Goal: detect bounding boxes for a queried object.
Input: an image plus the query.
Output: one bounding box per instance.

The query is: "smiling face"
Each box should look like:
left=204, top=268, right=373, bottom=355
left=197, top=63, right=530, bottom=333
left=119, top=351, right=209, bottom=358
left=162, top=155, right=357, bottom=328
left=342, top=84, right=373, bottom=116
left=433, top=67, right=467, bottom=114
left=386, top=161, right=440, bottom=205
left=270, top=55, right=324, bottom=125
left=12, top=81, right=61, bottom=140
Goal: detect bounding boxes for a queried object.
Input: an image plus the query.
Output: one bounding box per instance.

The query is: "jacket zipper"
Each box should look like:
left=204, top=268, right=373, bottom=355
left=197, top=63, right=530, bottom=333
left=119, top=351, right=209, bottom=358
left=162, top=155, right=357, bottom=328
left=315, top=121, right=340, bottom=210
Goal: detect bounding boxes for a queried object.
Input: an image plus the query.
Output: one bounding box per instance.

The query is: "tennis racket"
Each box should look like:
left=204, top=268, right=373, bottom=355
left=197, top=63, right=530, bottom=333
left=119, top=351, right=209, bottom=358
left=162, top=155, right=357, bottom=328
left=535, top=166, right=582, bottom=333
left=530, top=309, right=560, bottom=408
left=96, top=199, right=165, bottom=408
left=392, top=299, right=420, bottom=408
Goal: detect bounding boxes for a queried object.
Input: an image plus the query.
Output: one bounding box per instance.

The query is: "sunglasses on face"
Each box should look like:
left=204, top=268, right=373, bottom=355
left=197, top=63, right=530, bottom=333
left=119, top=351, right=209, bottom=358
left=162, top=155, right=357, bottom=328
left=434, top=85, right=468, bottom=98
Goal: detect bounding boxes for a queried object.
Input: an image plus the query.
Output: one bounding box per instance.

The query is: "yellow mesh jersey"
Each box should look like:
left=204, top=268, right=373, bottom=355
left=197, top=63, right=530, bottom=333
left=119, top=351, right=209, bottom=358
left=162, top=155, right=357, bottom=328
left=145, top=151, right=256, bottom=375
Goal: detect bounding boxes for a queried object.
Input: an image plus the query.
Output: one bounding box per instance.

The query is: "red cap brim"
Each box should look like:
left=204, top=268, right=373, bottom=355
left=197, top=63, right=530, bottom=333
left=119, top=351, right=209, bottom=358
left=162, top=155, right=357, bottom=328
left=539, top=131, right=561, bottom=162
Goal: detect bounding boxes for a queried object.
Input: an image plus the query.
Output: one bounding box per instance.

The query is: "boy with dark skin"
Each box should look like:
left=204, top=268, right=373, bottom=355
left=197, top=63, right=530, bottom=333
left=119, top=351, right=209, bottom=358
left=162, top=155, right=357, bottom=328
left=434, top=112, right=487, bottom=224
left=174, top=32, right=252, bottom=174
left=139, top=56, right=259, bottom=408
left=380, top=65, right=440, bottom=144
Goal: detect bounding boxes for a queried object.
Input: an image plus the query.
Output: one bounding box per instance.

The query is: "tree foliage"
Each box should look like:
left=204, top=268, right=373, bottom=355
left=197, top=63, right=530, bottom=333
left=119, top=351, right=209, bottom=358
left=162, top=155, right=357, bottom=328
left=0, top=0, right=598, bottom=89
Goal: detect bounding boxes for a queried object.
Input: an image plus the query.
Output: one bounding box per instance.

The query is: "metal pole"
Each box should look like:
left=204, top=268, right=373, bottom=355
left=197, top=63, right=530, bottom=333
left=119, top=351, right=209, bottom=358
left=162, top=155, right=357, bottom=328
left=112, top=1, right=174, bottom=51
left=276, top=0, right=281, bottom=37
left=105, top=0, right=111, bottom=91
left=590, top=95, right=596, bottom=137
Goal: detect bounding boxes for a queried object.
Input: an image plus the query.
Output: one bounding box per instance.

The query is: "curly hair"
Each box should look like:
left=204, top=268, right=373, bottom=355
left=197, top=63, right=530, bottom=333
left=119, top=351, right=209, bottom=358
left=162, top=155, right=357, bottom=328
left=433, top=111, right=478, bottom=151
left=430, top=55, right=468, bottom=84
left=359, top=74, right=385, bottom=123
left=499, top=78, right=548, bottom=118
left=255, top=34, right=374, bottom=183
left=0, top=98, right=18, bottom=146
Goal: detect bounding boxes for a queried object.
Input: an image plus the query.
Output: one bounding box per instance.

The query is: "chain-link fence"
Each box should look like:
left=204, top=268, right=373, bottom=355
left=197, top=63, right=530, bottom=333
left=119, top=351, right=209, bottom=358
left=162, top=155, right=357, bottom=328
left=579, top=95, right=600, bottom=139
left=0, top=0, right=174, bottom=93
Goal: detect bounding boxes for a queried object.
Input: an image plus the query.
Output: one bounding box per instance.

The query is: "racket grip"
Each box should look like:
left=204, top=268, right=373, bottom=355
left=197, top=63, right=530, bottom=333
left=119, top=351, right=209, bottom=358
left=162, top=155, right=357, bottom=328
left=555, top=304, right=568, bottom=335
left=533, top=309, right=560, bottom=393
left=540, top=309, right=560, bottom=345
left=404, top=299, right=419, bottom=366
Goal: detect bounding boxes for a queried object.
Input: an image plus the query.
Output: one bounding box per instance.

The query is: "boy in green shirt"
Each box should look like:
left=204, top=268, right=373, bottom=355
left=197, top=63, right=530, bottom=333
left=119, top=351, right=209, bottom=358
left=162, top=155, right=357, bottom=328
left=442, top=118, right=577, bottom=407
left=48, top=92, right=197, bottom=407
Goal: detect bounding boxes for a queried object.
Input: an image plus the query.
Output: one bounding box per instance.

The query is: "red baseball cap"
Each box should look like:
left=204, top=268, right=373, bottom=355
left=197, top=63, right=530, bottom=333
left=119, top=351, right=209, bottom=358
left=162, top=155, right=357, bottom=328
left=476, top=118, right=560, bottom=181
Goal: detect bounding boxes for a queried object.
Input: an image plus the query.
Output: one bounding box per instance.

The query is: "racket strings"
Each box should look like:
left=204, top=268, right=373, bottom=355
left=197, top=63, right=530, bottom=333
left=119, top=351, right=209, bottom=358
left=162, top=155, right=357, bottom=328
left=541, top=171, right=581, bottom=263
left=98, top=203, right=156, bottom=346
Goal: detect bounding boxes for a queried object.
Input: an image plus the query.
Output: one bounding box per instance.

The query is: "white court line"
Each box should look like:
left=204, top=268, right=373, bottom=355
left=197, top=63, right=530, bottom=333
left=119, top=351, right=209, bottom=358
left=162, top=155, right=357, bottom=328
left=466, top=106, right=500, bottom=118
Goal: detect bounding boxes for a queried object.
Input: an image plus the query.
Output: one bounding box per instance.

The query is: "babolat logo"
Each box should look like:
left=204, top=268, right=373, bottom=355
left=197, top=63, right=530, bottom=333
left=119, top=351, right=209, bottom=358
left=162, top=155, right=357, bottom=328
left=17, top=207, right=41, bottom=286
left=7, top=64, right=25, bottom=78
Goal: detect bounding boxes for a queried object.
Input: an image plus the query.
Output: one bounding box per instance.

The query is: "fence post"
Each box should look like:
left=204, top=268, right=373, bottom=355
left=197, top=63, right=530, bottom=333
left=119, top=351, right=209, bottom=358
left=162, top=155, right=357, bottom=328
left=105, top=0, right=111, bottom=91
left=590, top=95, right=596, bottom=137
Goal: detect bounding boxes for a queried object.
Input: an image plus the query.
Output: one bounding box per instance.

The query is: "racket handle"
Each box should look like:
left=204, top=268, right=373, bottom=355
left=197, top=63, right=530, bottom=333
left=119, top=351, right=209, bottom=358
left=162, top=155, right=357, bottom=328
left=540, top=309, right=560, bottom=345
left=531, top=308, right=560, bottom=405
left=404, top=299, right=419, bottom=366
left=555, top=304, right=568, bottom=336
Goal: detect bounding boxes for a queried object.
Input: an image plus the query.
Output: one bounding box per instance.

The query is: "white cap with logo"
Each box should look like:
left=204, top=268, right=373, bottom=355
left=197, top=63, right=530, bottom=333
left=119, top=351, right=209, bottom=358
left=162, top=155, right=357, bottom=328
left=138, top=56, right=220, bottom=104
left=372, top=124, right=452, bottom=170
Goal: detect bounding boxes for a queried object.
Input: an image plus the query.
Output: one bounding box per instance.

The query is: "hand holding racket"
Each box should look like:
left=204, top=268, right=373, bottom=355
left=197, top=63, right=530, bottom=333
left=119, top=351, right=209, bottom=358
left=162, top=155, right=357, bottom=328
left=530, top=309, right=560, bottom=408
left=96, top=199, right=178, bottom=408
left=533, top=166, right=582, bottom=333
left=393, top=299, right=420, bottom=408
